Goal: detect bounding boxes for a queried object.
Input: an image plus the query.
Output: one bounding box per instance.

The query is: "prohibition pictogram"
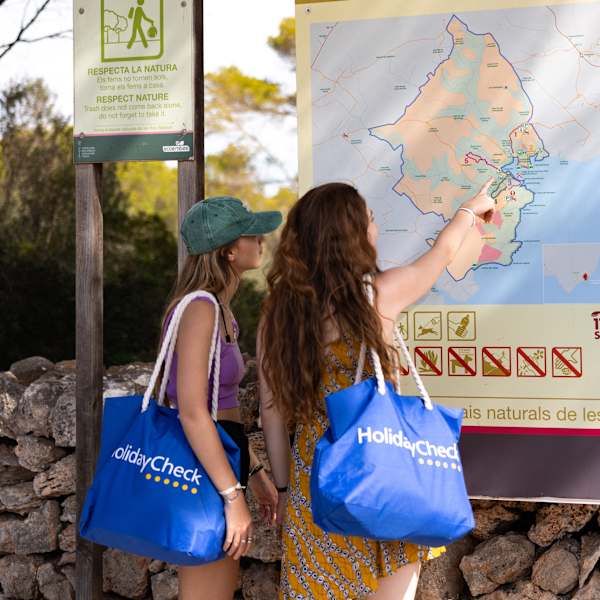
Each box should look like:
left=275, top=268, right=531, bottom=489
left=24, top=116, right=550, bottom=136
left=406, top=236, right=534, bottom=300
left=448, top=347, right=477, bottom=376
left=517, top=347, right=546, bottom=378
left=552, top=347, right=582, bottom=378
left=482, top=347, right=511, bottom=377
left=415, top=347, right=443, bottom=376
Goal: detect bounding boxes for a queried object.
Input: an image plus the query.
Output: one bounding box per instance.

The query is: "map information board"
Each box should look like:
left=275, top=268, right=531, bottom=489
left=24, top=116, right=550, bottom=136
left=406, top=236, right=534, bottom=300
left=296, top=0, right=600, bottom=500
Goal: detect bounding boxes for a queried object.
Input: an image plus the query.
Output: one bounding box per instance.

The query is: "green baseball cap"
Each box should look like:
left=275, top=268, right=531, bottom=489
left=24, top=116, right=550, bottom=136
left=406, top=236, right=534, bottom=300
left=181, top=196, right=283, bottom=255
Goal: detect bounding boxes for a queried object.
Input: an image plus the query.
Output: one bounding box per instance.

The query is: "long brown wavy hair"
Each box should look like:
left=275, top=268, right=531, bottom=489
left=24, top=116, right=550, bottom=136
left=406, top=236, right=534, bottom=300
left=260, top=182, right=398, bottom=425
left=154, top=244, right=238, bottom=402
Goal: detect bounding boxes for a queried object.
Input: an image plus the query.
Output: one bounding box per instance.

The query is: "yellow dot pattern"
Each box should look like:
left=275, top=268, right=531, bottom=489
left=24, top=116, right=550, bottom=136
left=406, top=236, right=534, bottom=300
left=144, top=475, right=200, bottom=493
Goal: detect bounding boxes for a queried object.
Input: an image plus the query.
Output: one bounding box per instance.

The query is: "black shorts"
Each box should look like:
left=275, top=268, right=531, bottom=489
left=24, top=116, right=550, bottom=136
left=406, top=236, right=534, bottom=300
left=218, top=420, right=250, bottom=487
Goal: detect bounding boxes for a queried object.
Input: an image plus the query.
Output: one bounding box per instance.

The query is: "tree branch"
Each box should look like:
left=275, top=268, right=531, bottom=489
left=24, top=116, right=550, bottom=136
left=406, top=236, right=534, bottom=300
left=0, top=0, right=61, bottom=61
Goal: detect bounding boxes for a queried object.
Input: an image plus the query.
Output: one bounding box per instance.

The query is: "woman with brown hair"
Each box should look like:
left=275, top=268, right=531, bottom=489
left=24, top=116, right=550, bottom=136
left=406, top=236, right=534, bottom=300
left=160, top=196, right=281, bottom=599
left=259, top=181, right=494, bottom=600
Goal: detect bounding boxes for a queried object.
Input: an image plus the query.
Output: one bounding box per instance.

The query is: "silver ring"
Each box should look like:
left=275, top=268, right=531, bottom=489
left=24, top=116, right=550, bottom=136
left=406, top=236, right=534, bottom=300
left=240, top=539, right=247, bottom=543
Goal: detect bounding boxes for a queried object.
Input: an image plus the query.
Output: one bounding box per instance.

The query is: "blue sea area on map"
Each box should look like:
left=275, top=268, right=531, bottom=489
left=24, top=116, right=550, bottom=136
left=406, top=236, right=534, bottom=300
left=435, top=154, right=600, bottom=305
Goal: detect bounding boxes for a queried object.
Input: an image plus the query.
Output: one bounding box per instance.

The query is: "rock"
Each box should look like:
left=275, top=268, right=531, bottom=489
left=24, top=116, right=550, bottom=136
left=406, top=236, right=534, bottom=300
left=529, top=504, right=597, bottom=547
left=33, top=453, right=75, bottom=497
left=0, top=513, right=21, bottom=553
left=50, top=390, right=76, bottom=447
left=59, top=523, right=76, bottom=552
left=61, top=564, right=75, bottom=590
left=151, top=570, right=178, bottom=600
left=573, top=570, right=600, bottom=600
left=15, top=435, right=66, bottom=472
left=103, top=548, right=150, bottom=599
left=459, top=534, right=535, bottom=596
left=0, top=554, right=43, bottom=599
left=53, top=360, right=76, bottom=375
left=416, top=536, right=475, bottom=600
left=240, top=358, right=258, bottom=387
left=37, top=562, right=75, bottom=600
left=580, top=533, right=600, bottom=588
left=16, top=375, right=67, bottom=437
left=60, top=495, right=76, bottom=523
left=0, top=501, right=59, bottom=554
left=16, top=500, right=61, bottom=554
left=10, top=356, right=55, bottom=385
left=481, top=581, right=558, bottom=600
left=245, top=484, right=281, bottom=563
left=0, top=481, right=43, bottom=515
left=472, top=504, right=521, bottom=541
left=0, top=442, right=36, bottom=485
left=239, top=383, right=259, bottom=432
left=149, top=560, right=166, bottom=574
left=241, top=562, right=280, bottom=600
left=59, top=552, right=76, bottom=566
left=0, top=372, right=26, bottom=438
left=532, top=544, right=578, bottom=594
left=104, top=363, right=153, bottom=398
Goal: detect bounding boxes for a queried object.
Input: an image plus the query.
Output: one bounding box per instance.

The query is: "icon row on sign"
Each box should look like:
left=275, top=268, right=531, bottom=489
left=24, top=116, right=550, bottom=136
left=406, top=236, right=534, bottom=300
left=397, top=311, right=477, bottom=342
left=405, top=346, right=583, bottom=378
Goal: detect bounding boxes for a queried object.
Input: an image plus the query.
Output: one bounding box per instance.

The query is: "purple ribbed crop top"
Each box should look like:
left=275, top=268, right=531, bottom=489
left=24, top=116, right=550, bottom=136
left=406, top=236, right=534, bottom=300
left=163, top=297, right=245, bottom=410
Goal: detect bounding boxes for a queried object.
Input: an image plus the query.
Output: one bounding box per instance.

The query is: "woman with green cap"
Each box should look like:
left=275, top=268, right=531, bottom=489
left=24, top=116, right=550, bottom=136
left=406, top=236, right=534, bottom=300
left=158, top=196, right=282, bottom=599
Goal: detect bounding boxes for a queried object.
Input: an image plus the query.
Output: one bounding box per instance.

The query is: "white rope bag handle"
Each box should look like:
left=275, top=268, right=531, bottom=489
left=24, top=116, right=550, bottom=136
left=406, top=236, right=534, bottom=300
left=355, top=275, right=433, bottom=411
left=142, top=291, right=222, bottom=420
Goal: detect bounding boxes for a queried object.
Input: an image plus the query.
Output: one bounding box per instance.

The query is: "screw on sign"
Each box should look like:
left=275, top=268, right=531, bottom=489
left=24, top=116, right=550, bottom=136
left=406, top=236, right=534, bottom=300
left=415, top=347, right=443, bottom=376
left=482, top=347, right=511, bottom=377
left=517, top=347, right=546, bottom=378
left=552, top=347, right=582, bottom=378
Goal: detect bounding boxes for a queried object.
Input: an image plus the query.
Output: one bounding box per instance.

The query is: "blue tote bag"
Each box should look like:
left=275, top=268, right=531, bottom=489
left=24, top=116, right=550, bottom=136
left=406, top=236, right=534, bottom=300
left=311, top=279, right=474, bottom=547
left=79, top=291, right=241, bottom=565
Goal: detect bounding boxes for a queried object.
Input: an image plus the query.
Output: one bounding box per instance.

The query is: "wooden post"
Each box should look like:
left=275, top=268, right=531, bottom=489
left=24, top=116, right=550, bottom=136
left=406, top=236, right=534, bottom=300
left=177, top=0, right=205, bottom=270
left=75, top=163, right=104, bottom=600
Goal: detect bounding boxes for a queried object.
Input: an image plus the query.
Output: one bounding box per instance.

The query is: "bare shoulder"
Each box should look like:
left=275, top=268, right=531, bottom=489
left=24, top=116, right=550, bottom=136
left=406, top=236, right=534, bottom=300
left=178, top=298, right=217, bottom=336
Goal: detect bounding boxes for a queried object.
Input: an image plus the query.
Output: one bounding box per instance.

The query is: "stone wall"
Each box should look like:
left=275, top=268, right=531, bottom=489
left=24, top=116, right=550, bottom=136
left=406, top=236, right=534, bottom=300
left=1, top=357, right=600, bottom=599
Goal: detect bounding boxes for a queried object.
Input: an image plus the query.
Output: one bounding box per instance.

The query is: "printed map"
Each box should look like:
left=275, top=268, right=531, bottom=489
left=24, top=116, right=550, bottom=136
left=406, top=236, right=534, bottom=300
left=310, top=5, right=600, bottom=304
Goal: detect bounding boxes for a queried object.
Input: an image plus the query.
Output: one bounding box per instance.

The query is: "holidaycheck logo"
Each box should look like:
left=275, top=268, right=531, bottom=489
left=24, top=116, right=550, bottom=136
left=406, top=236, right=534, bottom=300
left=357, top=427, right=461, bottom=470
left=111, top=444, right=202, bottom=485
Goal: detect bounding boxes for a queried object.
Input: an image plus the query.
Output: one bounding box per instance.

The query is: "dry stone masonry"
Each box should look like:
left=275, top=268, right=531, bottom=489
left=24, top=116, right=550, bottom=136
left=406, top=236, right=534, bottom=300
left=1, top=356, right=600, bottom=599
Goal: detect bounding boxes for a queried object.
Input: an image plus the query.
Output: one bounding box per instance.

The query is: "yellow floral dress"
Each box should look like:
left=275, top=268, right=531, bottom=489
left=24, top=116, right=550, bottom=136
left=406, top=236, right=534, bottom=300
left=280, top=335, right=445, bottom=600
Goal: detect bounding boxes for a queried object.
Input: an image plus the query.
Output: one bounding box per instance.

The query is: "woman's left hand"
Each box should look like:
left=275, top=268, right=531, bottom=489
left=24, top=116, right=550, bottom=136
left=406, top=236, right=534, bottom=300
left=247, top=469, right=278, bottom=525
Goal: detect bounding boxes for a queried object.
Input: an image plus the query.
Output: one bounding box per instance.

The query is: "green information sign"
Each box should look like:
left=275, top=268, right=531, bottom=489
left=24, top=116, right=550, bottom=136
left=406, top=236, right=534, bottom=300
left=73, top=0, right=194, bottom=162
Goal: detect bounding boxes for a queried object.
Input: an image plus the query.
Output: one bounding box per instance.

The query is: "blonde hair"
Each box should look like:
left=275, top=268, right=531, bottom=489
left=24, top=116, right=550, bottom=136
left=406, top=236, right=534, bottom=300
left=155, top=243, right=239, bottom=402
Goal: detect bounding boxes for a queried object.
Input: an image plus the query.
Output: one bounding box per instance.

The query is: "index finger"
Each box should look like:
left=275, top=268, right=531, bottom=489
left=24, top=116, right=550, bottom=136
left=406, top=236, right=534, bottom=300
left=481, top=176, right=494, bottom=194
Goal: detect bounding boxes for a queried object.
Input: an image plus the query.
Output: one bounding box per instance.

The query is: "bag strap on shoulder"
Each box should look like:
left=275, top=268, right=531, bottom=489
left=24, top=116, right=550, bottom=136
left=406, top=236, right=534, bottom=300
left=357, top=274, right=433, bottom=410
left=142, top=291, right=221, bottom=420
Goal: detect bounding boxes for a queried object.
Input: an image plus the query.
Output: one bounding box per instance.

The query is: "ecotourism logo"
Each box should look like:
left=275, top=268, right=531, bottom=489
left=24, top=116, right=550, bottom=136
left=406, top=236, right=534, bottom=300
left=101, top=0, right=164, bottom=63
left=111, top=444, right=202, bottom=491
left=162, top=140, right=190, bottom=153
left=356, top=426, right=462, bottom=471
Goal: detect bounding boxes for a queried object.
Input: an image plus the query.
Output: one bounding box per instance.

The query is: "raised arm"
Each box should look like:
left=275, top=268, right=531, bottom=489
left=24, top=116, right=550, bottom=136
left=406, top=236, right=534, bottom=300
left=376, top=178, right=495, bottom=319
left=176, top=300, right=251, bottom=559
left=257, top=320, right=291, bottom=525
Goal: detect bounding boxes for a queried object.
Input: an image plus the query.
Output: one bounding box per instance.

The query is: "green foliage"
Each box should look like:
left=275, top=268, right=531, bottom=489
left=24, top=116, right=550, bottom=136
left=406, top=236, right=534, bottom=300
left=0, top=79, right=177, bottom=369
left=116, top=162, right=178, bottom=234
left=268, top=17, right=296, bottom=65
left=231, top=278, right=265, bottom=356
